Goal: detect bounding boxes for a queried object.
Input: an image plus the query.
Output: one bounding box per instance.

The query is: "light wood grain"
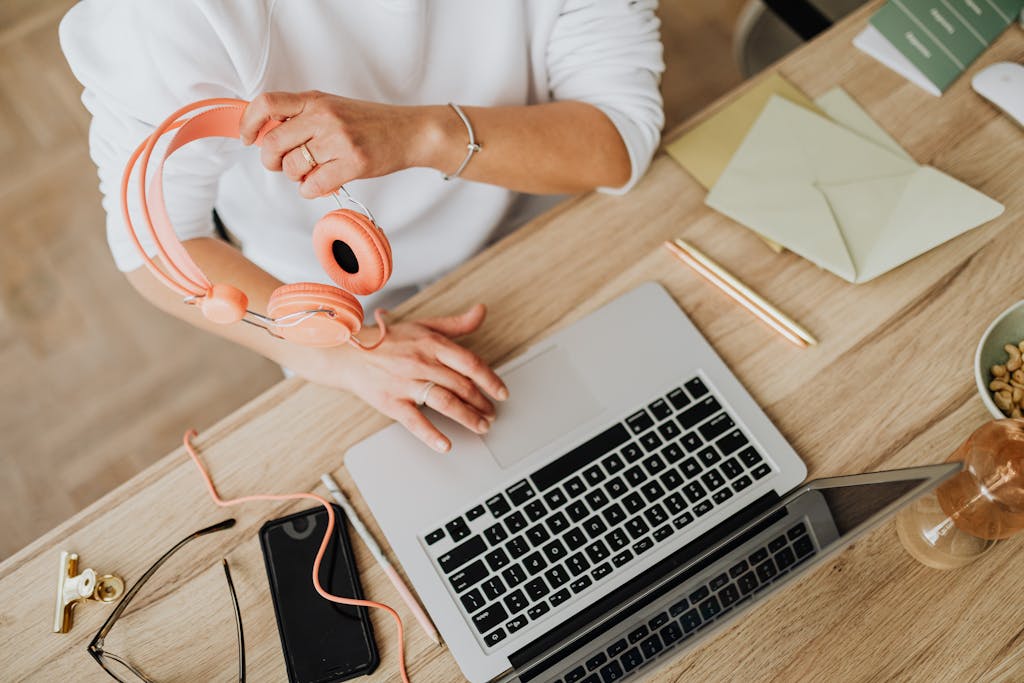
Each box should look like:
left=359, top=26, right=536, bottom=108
left=3, top=1, right=1024, bottom=681
left=0, top=0, right=747, bottom=562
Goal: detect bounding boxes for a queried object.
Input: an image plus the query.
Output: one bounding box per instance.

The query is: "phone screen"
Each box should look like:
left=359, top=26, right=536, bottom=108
left=260, top=505, right=378, bottom=683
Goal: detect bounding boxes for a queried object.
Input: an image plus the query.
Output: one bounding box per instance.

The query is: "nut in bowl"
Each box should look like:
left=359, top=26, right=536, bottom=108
left=975, top=300, right=1024, bottom=419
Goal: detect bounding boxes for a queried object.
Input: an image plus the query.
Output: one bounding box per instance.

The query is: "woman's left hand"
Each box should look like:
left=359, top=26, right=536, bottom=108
left=239, top=90, right=434, bottom=198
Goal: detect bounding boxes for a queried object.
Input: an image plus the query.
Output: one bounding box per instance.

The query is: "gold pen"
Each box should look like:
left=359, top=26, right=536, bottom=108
left=663, top=238, right=817, bottom=348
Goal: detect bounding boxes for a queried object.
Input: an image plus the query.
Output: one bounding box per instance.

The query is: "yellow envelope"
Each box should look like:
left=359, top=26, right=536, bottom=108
left=705, top=96, right=1005, bottom=283
left=665, top=73, right=821, bottom=189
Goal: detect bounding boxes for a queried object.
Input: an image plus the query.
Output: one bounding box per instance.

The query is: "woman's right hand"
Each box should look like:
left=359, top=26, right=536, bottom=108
left=287, top=303, right=508, bottom=453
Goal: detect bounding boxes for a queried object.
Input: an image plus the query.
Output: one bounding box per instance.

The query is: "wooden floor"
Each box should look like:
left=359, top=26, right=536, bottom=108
left=0, top=0, right=747, bottom=559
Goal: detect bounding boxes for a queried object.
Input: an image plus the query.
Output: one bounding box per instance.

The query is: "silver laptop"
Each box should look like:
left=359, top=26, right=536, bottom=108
left=346, top=282, right=952, bottom=681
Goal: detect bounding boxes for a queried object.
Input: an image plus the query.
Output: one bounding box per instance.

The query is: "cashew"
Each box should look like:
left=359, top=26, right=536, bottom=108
left=1018, top=340, right=1024, bottom=353
left=992, top=364, right=1008, bottom=378
left=1013, top=408, right=1022, bottom=419
left=995, top=390, right=1014, bottom=414
left=990, top=380, right=1014, bottom=393
left=1006, top=344, right=1022, bottom=372
left=1013, top=369, right=1024, bottom=385
left=1012, top=387, right=1023, bottom=405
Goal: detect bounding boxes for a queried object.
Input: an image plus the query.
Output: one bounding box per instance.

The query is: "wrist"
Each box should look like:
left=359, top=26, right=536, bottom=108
left=407, top=104, right=465, bottom=173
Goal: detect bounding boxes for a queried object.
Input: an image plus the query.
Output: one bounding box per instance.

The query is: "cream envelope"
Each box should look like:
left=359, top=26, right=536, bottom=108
left=705, top=96, right=1005, bottom=283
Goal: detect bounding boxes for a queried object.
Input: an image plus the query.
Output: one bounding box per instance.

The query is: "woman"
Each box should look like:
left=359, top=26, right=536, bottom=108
left=60, top=0, right=665, bottom=452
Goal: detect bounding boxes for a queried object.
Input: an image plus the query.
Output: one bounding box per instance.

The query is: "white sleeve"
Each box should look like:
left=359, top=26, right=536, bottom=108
left=59, top=0, right=269, bottom=272
left=546, top=0, right=665, bottom=195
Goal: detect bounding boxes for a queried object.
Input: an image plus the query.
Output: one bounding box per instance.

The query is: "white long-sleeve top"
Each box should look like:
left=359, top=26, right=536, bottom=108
left=60, top=0, right=664, bottom=312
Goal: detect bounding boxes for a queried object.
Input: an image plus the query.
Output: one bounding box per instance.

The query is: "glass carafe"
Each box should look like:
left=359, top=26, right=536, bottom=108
left=896, top=419, right=1024, bottom=569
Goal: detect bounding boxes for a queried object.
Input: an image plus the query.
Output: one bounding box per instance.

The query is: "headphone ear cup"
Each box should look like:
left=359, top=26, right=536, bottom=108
left=313, top=209, right=392, bottom=296
left=266, top=283, right=364, bottom=347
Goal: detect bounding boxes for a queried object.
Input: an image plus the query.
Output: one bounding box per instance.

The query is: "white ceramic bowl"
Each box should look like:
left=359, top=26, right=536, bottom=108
left=975, top=300, right=1024, bottom=419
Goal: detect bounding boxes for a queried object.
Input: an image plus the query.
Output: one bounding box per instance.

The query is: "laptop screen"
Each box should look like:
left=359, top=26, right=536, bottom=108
left=502, top=463, right=959, bottom=683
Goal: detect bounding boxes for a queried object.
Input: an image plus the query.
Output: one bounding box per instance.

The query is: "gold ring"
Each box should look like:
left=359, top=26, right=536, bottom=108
left=416, top=381, right=436, bottom=406
left=299, top=143, right=317, bottom=168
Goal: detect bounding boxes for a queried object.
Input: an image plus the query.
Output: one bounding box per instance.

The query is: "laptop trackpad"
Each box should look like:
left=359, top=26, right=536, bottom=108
left=483, top=345, right=603, bottom=469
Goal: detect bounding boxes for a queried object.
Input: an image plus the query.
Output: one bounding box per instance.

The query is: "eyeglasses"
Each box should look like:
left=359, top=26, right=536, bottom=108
left=87, top=519, right=245, bottom=682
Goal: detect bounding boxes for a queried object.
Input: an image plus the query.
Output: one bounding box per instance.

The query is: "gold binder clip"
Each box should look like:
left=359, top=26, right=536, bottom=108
left=53, top=551, right=124, bottom=634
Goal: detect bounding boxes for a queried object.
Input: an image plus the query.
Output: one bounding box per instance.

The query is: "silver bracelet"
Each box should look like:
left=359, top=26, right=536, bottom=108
left=442, top=102, right=481, bottom=181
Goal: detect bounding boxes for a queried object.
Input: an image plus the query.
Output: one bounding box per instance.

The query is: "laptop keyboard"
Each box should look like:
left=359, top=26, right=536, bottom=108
left=552, top=520, right=816, bottom=683
left=421, top=376, right=776, bottom=650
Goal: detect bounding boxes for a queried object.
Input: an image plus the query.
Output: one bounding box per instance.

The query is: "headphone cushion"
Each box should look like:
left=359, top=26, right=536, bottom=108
left=313, top=209, right=393, bottom=296
left=266, top=283, right=364, bottom=347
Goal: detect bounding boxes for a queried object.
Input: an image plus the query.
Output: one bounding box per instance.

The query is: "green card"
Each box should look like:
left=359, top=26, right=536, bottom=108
left=869, top=0, right=1024, bottom=92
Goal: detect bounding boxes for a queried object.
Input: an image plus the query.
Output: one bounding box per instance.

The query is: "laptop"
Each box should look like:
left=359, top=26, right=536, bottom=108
left=346, top=282, right=957, bottom=682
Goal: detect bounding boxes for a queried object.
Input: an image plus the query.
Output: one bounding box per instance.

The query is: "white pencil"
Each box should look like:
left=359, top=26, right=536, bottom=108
left=321, top=473, right=443, bottom=646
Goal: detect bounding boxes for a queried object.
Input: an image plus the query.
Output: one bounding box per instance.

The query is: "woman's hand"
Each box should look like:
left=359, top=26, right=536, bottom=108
left=239, top=91, right=439, bottom=198
left=288, top=304, right=508, bottom=453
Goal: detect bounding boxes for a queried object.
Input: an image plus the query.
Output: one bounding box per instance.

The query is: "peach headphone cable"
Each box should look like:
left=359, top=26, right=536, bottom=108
left=120, top=99, right=388, bottom=349
left=183, top=430, right=412, bottom=683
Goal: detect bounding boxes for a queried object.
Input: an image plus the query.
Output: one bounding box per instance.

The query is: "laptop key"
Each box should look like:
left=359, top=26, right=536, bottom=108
left=545, top=565, right=570, bottom=588
left=526, top=524, right=550, bottom=545
left=547, top=511, right=570, bottom=535
left=677, top=396, right=720, bottom=429
left=710, top=573, right=729, bottom=590
left=641, top=634, right=663, bottom=658
left=680, top=432, right=703, bottom=452
left=507, top=536, right=530, bottom=558
left=622, top=492, right=645, bottom=514
left=660, top=469, right=684, bottom=490
left=461, top=588, right=485, bottom=614
left=544, top=488, right=568, bottom=509
left=628, top=625, right=649, bottom=643
left=570, top=576, right=593, bottom=593
left=664, top=492, right=686, bottom=515
left=586, top=652, right=608, bottom=671
left=644, top=504, right=668, bottom=527
left=667, top=387, right=690, bottom=410
left=446, top=518, right=470, bottom=542
left=775, top=547, right=796, bottom=570
left=660, top=621, right=683, bottom=646
left=565, top=476, right=587, bottom=498
left=669, top=597, right=689, bottom=616
left=523, top=551, right=547, bottom=575
left=543, top=539, right=568, bottom=563
left=751, top=463, right=772, bottom=480
left=768, top=535, right=787, bottom=553
left=486, top=493, right=512, bottom=518
left=693, top=500, right=714, bottom=517
left=640, top=431, right=663, bottom=452
left=602, top=503, right=626, bottom=526
left=661, top=443, right=685, bottom=464
left=738, top=571, right=759, bottom=594
left=565, top=665, right=587, bottom=682
left=689, top=585, right=709, bottom=603
left=506, top=614, right=529, bottom=634
left=507, top=480, right=535, bottom=506
left=701, top=469, right=725, bottom=491
left=649, top=398, right=672, bottom=420
left=720, top=584, right=740, bottom=607
left=483, top=628, right=506, bottom=647
left=621, top=443, right=644, bottom=463
left=567, top=552, right=591, bottom=576
left=583, top=516, right=608, bottom=538
left=549, top=588, right=571, bottom=607
left=698, top=595, right=721, bottom=621
left=621, top=646, right=644, bottom=672
left=680, top=608, right=702, bottom=633
left=716, top=430, right=748, bottom=456
left=602, top=453, right=625, bottom=474
left=756, top=559, right=777, bottom=582
left=505, top=511, right=528, bottom=533
left=623, top=466, right=645, bottom=487
left=649, top=612, right=669, bottom=630
left=609, top=638, right=629, bottom=656
left=600, top=661, right=624, bottom=682
left=685, top=377, right=709, bottom=398
left=612, top=549, right=633, bottom=567
left=607, top=528, right=629, bottom=551
left=525, top=577, right=550, bottom=600
left=524, top=500, right=547, bottom=522
left=604, top=477, right=628, bottom=499
left=626, top=410, right=654, bottom=434
left=738, top=447, right=764, bottom=467
left=583, top=465, right=606, bottom=486
left=585, top=540, right=611, bottom=563
left=632, top=537, right=654, bottom=555
left=425, top=528, right=445, bottom=545
left=729, top=560, right=748, bottom=578
left=591, top=562, right=612, bottom=581
left=658, top=420, right=681, bottom=441
left=793, top=535, right=814, bottom=558
left=486, top=548, right=510, bottom=571
left=720, top=457, right=743, bottom=479
left=653, top=524, right=673, bottom=542
left=564, top=528, right=588, bottom=550
left=641, top=481, right=666, bottom=503
left=712, top=488, right=733, bottom=504
left=732, top=475, right=752, bottom=492
left=482, top=576, right=506, bottom=600
left=503, top=589, right=529, bottom=614
left=626, top=516, right=650, bottom=539
left=697, top=446, right=721, bottom=467
left=532, top=423, right=630, bottom=491
left=473, top=603, right=509, bottom=634
left=585, top=489, right=610, bottom=510
left=679, top=457, right=701, bottom=478
left=672, top=512, right=694, bottom=529
left=682, top=481, right=707, bottom=504
left=566, top=501, right=589, bottom=523
left=788, top=522, right=808, bottom=540
left=503, top=565, right=527, bottom=588
left=484, top=523, right=508, bottom=545
left=749, top=548, right=768, bottom=564
left=439, top=536, right=487, bottom=573
left=642, top=454, right=666, bottom=476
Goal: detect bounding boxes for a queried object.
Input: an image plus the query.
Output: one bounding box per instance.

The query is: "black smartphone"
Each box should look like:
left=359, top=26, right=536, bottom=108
left=259, top=505, right=379, bottom=683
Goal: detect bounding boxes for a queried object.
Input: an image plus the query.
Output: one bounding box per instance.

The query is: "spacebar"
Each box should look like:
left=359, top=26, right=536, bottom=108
left=531, top=423, right=630, bottom=491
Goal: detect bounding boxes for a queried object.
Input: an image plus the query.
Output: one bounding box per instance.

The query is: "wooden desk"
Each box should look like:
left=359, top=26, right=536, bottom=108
left=4, top=4, right=1023, bottom=681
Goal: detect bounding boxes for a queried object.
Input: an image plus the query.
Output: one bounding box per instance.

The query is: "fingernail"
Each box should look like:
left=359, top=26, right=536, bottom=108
left=477, top=419, right=489, bottom=434
left=435, top=438, right=450, bottom=453
left=497, top=387, right=509, bottom=401
left=484, top=412, right=496, bottom=423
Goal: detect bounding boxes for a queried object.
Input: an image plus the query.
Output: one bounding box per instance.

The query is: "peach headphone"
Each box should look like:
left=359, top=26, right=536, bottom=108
left=120, top=98, right=391, bottom=349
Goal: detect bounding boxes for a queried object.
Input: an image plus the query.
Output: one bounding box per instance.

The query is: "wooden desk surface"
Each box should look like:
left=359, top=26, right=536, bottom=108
left=5, top=4, right=1023, bottom=681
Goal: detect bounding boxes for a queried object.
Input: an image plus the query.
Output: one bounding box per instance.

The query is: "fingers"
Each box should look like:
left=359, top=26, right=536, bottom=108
left=258, top=118, right=316, bottom=172
left=422, top=384, right=492, bottom=435
left=387, top=402, right=451, bottom=454
left=240, top=91, right=310, bottom=145
left=299, top=160, right=359, bottom=198
left=281, top=141, right=319, bottom=181
left=433, top=337, right=509, bottom=401
left=419, top=304, right=487, bottom=338
left=422, top=364, right=496, bottom=420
